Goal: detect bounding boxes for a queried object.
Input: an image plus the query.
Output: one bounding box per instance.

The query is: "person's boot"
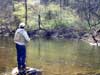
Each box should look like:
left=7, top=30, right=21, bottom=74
left=17, top=68, right=22, bottom=75
left=21, top=67, right=26, bottom=75
left=22, top=70, right=26, bottom=75
left=17, top=68, right=26, bottom=75
left=17, top=71, right=22, bottom=75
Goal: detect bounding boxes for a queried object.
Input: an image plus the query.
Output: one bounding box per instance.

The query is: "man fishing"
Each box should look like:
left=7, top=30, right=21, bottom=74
left=14, top=22, right=30, bottom=75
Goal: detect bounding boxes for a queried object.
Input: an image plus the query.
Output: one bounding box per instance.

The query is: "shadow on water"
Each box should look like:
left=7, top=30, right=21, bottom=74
left=0, top=37, right=100, bottom=75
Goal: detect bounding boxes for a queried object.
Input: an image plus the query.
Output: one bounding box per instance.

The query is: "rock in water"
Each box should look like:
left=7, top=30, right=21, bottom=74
left=89, top=43, right=100, bottom=46
left=12, top=67, right=42, bottom=75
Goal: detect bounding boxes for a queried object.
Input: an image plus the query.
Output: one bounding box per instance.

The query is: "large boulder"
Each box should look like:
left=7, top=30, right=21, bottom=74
left=12, top=67, right=42, bottom=75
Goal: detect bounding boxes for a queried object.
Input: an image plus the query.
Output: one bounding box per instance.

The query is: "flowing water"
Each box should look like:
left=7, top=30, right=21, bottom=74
left=0, top=37, right=100, bottom=75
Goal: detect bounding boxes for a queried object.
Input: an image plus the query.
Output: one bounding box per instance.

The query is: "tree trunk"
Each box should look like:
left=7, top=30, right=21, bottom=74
left=25, top=0, right=27, bottom=25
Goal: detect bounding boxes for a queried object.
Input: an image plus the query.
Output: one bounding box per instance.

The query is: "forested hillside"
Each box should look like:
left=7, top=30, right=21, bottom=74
left=0, top=0, right=100, bottom=41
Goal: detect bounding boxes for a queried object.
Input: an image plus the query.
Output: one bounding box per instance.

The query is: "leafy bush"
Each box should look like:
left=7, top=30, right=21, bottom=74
left=40, top=4, right=79, bottom=29
left=13, top=2, right=25, bottom=22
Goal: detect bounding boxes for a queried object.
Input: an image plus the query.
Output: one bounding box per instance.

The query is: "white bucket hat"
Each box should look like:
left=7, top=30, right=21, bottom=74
left=19, top=22, right=25, bottom=28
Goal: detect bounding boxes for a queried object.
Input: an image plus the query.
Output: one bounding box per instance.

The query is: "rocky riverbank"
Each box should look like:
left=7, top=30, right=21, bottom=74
left=28, top=26, right=87, bottom=40
left=0, top=25, right=100, bottom=44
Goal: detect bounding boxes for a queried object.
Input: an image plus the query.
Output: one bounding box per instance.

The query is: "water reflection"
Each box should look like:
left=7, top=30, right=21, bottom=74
left=0, top=37, right=16, bottom=74
left=0, top=37, right=100, bottom=75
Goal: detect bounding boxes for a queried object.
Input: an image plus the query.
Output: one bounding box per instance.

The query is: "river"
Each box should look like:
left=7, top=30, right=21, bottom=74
left=0, top=37, right=100, bottom=75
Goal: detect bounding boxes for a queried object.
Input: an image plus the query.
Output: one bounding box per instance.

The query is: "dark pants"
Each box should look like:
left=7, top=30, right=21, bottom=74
left=16, top=43, right=26, bottom=71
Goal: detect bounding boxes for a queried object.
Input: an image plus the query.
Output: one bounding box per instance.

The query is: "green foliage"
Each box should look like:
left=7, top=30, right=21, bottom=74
left=40, top=4, right=79, bottom=29
left=0, top=18, right=6, bottom=24
left=13, top=2, right=80, bottom=29
left=13, top=2, right=25, bottom=22
left=13, top=1, right=36, bottom=28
